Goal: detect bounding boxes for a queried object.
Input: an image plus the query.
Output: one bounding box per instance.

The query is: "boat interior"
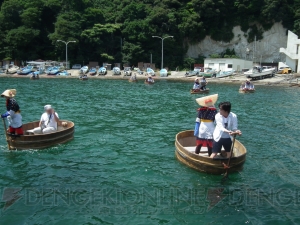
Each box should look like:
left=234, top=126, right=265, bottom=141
left=178, top=135, right=243, bottom=158
left=22, top=121, right=73, bottom=136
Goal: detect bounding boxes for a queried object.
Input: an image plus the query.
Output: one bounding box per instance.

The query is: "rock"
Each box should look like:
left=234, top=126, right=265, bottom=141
left=187, top=23, right=287, bottom=63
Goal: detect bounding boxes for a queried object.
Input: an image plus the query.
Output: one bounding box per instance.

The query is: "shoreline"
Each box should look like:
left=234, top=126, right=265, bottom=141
left=0, top=72, right=299, bottom=87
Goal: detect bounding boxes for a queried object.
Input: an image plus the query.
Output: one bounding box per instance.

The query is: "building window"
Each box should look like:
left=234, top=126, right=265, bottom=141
left=228, top=64, right=232, bottom=68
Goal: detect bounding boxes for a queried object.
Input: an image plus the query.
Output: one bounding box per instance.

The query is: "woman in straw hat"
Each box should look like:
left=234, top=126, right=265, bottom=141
left=194, top=94, right=218, bottom=156
left=1, top=89, right=23, bottom=135
left=210, top=102, right=242, bottom=158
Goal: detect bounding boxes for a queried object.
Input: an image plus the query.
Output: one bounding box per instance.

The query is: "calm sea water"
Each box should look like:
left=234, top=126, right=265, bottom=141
left=0, top=78, right=300, bottom=225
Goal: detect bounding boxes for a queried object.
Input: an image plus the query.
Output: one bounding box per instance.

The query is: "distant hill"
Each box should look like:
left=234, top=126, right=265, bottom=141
left=0, top=0, right=298, bottom=69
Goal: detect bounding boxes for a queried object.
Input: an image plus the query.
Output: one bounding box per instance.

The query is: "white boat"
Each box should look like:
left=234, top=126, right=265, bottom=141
left=146, top=68, right=155, bottom=76
left=159, top=69, right=168, bottom=77
left=80, top=66, right=89, bottom=74
left=6, top=65, right=19, bottom=74
left=113, top=67, right=121, bottom=75
left=123, top=67, right=132, bottom=76
left=244, top=66, right=275, bottom=79
left=216, top=69, right=235, bottom=78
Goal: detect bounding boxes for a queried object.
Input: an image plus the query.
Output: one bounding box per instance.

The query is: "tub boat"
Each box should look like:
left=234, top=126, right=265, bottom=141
left=239, top=89, right=255, bottom=93
left=190, top=89, right=210, bottom=94
left=3, top=120, right=74, bottom=150
left=175, top=130, right=247, bottom=174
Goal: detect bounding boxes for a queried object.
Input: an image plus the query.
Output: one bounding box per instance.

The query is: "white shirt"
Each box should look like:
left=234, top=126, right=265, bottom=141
left=40, top=112, right=59, bottom=129
left=221, top=117, right=230, bottom=138
left=213, top=112, right=238, bottom=142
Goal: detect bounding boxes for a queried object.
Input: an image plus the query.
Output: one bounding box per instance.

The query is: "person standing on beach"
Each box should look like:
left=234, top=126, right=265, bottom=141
left=210, top=102, right=242, bottom=158
left=1, top=89, right=23, bottom=135
left=194, top=94, right=218, bottom=156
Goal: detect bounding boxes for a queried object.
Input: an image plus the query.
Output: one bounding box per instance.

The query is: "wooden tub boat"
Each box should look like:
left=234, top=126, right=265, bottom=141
left=79, top=77, right=88, bottom=81
left=175, top=130, right=247, bottom=174
left=145, top=80, right=154, bottom=84
left=239, top=89, right=255, bottom=93
left=129, top=79, right=137, bottom=82
left=4, top=120, right=74, bottom=150
left=190, top=89, right=210, bottom=94
left=30, top=75, right=39, bottom=80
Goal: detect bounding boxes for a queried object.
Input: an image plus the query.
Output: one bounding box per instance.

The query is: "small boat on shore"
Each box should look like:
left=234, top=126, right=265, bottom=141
left=80, top=66, right=89, bottom=74
left=3, top=120, right=74, bottom=150
left=6, top=65, right=19, bottom=74
left=89, top=67, right=97, bottom=76
left=98, top=67, right=107, bottom=75
left=175, top=130, right=247, bottom=174
left=239, top=89, right=255, bottom=93
left=113, top=67, right=121, bottom=75
left=190, top=89, right=210, bottom=94
left=17, top=66, right=34, bottom=75
left=244, top=66, right=275, bottom=80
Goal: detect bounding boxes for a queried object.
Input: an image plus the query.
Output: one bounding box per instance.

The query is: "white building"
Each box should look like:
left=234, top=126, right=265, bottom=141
left=204, top=58, right=253, bottom=72
left=279, top=30, right=300, bottom=73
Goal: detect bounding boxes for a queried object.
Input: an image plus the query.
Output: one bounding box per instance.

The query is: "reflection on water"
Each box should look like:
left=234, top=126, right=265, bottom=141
left=0, top=78, right=300, bottom=224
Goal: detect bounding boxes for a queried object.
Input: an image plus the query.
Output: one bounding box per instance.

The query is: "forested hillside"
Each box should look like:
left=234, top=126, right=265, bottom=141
left=0, top=0, right=298, bottom=69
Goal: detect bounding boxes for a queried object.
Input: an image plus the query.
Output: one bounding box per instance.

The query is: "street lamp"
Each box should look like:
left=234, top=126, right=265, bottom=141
left=56, top=40, right=76, bottom=69
left=152, top=35, right=173, bottom=69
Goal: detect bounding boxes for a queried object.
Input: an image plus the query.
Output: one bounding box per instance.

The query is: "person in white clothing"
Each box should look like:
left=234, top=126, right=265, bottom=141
left=32, top=105, right=59, bottom=134
left=241, top=79, right=255, bottom=90
left=210, top=102, right=242, bottom=158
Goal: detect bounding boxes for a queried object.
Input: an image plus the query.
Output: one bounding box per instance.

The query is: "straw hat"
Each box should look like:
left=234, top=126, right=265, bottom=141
left=1, top=89, right=16, bottom=98
left=196, top=94, right=218, bottom=107
left=246, top=79, right=251, bottom=82
left=194, top=78, right=199, bottom=81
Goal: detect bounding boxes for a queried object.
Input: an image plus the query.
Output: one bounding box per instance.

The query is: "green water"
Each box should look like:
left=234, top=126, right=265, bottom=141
left=0, top=78, right=300, bottom=225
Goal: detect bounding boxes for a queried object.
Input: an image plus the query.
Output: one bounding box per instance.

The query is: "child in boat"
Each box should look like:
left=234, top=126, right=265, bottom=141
left=194, top=94, right=218, bottom=156
left=193, top=78, right=200, bottom=90
left=200, top=76, right=208, bottom=90
left=1, top=89, right=23, bottom=135
left=210, top=102, right=242, bottom=158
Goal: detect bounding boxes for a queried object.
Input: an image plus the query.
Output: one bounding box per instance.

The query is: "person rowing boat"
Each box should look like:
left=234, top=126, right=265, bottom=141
left=194, top=94, right=218, bottom=156
left=1, top=89, right=23, bottom=135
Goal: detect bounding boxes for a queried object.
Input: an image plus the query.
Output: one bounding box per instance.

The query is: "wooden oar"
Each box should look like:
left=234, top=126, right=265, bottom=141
left=221, top=134, right=237, bottom=182
left=2, top=118, right=11, bottom=149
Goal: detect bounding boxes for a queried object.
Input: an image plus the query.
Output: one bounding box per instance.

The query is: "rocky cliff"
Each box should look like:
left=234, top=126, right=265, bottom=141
left=187, top=23, right=287, bottom=63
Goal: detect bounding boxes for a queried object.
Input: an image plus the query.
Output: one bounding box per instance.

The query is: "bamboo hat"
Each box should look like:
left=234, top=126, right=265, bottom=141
left=1, top=89, right=16, bottom=98
left=196, top=94, right=218, bottom=107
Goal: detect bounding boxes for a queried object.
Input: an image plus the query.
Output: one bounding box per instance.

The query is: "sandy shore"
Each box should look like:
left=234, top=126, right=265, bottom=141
left=1, top=70, right=299, bottom=87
